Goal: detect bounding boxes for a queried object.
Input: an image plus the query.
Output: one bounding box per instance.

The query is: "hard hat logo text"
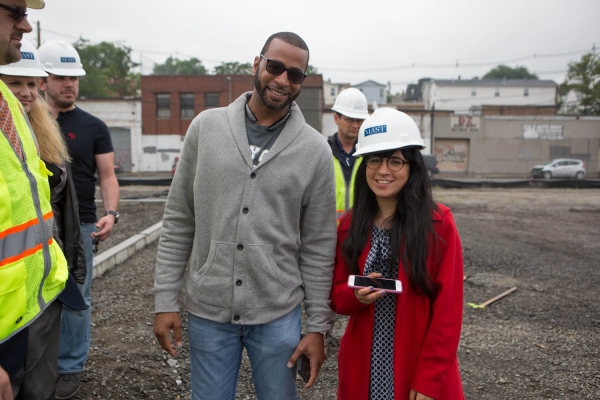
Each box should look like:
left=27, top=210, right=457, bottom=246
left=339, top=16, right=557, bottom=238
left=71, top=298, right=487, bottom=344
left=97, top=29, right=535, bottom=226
left=60, top=57, right=76, bottom=63
left=21, top=52, right=34, bottom=60
left=364, top=125, right=387, bottom=137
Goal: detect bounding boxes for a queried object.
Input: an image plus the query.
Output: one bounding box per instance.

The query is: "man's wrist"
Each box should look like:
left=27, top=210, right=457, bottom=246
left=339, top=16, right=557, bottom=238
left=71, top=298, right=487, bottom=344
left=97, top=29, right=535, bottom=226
left=104, top=210, right=119, bottom=224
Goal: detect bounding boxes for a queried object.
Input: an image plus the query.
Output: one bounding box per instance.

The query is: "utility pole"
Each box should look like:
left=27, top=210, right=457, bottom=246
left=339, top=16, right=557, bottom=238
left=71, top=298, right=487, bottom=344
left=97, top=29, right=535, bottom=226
left=37, top=21, right=41, bottom=47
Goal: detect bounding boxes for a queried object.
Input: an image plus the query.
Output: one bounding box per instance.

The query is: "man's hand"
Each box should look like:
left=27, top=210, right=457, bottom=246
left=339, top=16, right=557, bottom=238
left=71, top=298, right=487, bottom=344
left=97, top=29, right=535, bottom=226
left=0, top=366, right=12, bottom=400
left=409, top=389, right=434, bottom=400
left=154, top=312, right=183, bottom=357
left=94, top=214, right=116, bottom=241
left=286, top=332, right=324, bottom=388
left=354, top=272, right=386, bottom=305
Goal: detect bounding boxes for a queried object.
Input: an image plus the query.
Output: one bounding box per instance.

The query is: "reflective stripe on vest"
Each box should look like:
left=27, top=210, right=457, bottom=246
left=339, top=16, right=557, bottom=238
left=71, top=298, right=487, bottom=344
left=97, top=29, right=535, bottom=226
left=0, top=82, right=67, bottom=343
left=333, top=156, right=361, bottom=224
left=0, top=212, right=53, bottom=266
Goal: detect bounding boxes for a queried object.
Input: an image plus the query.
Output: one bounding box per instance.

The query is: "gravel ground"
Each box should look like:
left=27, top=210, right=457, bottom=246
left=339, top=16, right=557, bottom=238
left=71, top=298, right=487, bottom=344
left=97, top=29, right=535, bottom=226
left=72, top=187, right=600, bottom=399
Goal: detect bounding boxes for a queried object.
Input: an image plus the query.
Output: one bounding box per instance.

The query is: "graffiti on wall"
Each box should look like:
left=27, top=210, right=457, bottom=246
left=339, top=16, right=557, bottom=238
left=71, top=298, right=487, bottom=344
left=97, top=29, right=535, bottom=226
left=434, top=139, right=469, bottom=172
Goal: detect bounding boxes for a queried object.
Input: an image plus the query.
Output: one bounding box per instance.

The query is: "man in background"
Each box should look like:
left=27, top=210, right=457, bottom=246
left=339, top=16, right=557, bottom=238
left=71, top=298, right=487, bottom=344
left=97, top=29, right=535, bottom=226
left=328, top=87, right=368, bottom=224
left=38, top=40, right=120, bottom=399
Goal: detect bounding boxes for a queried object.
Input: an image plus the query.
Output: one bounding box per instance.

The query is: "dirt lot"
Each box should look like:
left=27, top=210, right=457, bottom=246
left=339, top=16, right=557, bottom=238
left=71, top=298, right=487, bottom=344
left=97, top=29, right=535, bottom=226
left=75, top=187, right=600, bottom=399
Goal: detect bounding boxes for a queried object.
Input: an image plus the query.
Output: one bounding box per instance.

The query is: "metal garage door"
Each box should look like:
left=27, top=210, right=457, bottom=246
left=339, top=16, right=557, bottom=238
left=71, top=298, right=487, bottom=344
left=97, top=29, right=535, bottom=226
left=109, top=127, right=132, bottom=172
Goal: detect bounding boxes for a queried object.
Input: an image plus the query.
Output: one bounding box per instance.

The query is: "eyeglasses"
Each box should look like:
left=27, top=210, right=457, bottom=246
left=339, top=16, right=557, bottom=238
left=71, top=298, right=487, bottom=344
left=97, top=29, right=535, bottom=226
left=0, top=3, right=27, bottom=23
left=365, top=156, right=409, bottom=172
left=260, top=54, right=307, bottom=84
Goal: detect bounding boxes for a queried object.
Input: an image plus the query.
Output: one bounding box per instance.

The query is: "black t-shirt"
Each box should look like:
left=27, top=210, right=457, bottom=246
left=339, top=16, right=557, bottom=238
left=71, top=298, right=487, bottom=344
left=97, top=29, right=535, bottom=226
left=57, top=107, right=113, bottom=223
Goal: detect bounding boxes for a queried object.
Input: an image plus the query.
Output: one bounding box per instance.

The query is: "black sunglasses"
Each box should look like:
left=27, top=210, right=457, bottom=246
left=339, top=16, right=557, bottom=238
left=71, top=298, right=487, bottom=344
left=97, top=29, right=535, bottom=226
left=0, top=3, right=27, bottom=22
left=260, top=54, right=307, bottom=84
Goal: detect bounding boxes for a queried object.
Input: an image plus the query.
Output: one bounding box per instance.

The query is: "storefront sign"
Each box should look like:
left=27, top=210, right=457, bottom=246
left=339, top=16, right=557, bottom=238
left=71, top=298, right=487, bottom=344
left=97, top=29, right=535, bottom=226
left=523, top=124, right=564, bottom=140
left=451, top=116, right=480, bottom=132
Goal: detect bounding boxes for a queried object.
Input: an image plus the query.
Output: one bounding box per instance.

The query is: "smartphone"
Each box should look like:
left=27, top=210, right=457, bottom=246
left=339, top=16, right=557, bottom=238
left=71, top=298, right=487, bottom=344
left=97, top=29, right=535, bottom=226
left=348, top=275, right=403, bottom=294
left=297, top=353, right=311, bottom=383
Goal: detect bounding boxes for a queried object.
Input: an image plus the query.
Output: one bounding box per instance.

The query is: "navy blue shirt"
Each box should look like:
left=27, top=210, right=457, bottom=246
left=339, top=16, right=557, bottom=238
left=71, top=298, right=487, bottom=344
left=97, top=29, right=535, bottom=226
left=57, top=107, right=113, bottom=223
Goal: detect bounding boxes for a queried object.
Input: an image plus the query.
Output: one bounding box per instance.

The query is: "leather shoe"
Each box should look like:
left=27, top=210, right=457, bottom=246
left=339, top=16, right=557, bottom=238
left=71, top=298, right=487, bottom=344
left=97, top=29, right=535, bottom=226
left=55, top=373, right=81, bottom=399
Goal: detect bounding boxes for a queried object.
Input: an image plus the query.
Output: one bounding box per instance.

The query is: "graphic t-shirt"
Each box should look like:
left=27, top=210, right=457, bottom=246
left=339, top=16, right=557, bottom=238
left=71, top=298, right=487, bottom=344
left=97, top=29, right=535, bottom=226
left=244, top=103, right=289, bottom=167
left=57, top=107, right=113, bottom=223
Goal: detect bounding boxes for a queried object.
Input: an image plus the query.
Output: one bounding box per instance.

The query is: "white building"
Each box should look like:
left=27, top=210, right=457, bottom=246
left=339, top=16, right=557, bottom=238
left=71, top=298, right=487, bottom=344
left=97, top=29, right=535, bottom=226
left=323, top=80, right=350, bottom=107
left=77, top=99, right=142, bottom=173
left=421, top=79, right=557, bottom=112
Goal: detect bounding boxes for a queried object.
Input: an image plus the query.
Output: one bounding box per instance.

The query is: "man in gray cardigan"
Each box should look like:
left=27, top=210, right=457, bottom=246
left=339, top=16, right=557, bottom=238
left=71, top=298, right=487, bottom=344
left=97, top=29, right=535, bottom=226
left=153, top=32, right=337, bottom=400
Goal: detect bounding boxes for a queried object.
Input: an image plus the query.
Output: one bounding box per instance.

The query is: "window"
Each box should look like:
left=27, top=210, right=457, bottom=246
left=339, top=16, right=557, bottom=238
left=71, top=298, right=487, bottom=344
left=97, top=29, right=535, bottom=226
left=180, top=93, right=194, bottom=118
left=156, top=94, right=170, bottom=118
left=330, top=87, right=336, bottom=96
left=380, top=88, right=384, bottom=97
left=205, top=93, right=219, bottom=109
left=494, top=88, right=500, bottom=97
left=471, top=88, right=476, bottom=96
left=524, top=87, right=529, bottom=97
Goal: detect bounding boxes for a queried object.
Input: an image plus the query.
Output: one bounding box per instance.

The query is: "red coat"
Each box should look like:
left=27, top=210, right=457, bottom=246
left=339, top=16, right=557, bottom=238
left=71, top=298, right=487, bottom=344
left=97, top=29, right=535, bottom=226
left=331, top=204, right=465, bottom=399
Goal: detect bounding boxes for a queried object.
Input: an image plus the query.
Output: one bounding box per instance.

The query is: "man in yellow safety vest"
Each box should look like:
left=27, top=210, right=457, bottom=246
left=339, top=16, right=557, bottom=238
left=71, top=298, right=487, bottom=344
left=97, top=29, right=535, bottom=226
left=0, top=1, right=69, bottom=398
left=327, top=88, right=369, bottom=224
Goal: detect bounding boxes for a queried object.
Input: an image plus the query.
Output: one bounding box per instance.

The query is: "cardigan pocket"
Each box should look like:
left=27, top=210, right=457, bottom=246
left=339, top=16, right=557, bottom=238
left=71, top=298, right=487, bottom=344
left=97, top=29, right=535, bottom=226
left=244, top=244, right=293, bottom=310
left=190, top=240, right=234, bottom=308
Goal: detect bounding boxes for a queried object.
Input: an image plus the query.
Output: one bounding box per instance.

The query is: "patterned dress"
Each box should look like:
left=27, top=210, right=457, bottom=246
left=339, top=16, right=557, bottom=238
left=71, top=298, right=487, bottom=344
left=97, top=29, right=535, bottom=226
left=363, top=224, right=399, bottom=400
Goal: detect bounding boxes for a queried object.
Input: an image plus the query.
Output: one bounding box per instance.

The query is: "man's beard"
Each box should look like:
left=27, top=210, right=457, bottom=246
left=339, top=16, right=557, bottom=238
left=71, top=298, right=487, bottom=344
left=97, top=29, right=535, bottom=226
left=253, top=73, right=300, bottom=111
left=48, top=91, right=76, bottom=109
left=4, top=34, right=23, bottom=64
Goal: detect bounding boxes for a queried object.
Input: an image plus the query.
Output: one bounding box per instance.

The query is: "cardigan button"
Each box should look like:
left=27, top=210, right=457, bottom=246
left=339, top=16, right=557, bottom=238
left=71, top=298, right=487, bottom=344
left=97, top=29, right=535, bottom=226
left=233, top=315, right=240, bottom=321
left=236, top=280, right=242, bottom=286
left=242, top=207, right=249, bottom=214
left=250, top=173, right=256, bottom=179
left=237, top=244, right=243, bottom=251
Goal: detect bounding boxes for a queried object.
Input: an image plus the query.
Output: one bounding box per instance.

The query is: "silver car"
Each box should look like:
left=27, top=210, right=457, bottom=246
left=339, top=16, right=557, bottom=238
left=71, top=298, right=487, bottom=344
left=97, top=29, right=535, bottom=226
left=531, top=158, right=586, bottom=180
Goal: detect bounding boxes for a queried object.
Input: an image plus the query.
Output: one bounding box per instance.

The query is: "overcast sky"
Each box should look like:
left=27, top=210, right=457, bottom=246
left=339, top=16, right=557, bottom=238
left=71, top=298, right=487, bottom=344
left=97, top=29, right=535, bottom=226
left=25, top=0, right=600, bottom=94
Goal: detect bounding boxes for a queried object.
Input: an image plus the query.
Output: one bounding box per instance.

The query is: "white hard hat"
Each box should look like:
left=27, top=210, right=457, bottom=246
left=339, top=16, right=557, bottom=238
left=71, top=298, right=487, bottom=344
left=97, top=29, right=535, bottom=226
left=353, top=108, right=425, bottom=157
left=26, top=0, right=45, bottom=9
left=332, top=88, right=369, bottom=120
left=38, top=40, right=86, bottom=76
left=0, top=39, right=47, bottom=77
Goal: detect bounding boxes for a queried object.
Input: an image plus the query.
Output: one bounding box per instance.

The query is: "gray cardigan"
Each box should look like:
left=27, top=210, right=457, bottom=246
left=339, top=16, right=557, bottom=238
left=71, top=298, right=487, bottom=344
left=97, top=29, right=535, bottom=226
left=154, top=93, right=337, bottom=332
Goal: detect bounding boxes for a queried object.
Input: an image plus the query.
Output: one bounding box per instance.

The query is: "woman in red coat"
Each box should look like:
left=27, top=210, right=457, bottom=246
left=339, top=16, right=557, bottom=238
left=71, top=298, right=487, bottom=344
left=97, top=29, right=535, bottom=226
left=330, top=108, right=465, bottom=400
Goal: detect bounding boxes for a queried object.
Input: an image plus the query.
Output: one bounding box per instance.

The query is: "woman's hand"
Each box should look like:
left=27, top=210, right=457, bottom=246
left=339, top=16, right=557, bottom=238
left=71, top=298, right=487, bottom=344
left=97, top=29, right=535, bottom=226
left=409, top=389, right=434, bottom=400
left=354, top=272, right=386, bottom=305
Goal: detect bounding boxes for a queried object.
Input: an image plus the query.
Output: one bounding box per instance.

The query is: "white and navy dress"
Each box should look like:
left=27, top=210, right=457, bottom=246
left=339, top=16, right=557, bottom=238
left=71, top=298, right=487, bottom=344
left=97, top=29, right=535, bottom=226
left=363, top=224, right=399, bottom=400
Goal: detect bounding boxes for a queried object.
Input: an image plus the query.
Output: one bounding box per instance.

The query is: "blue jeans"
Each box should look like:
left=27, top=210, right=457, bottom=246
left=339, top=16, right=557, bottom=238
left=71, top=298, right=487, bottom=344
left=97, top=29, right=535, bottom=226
left=187, top=306, right=301, bottom=400
left=57, top=222, right=94, bottom=374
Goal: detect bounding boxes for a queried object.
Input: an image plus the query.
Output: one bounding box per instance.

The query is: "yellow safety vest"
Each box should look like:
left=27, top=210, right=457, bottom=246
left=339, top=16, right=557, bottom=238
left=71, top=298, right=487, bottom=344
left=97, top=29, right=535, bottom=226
left=333, top=156, right=361, bottom=224
left=0, top=82, right=68, bottom=343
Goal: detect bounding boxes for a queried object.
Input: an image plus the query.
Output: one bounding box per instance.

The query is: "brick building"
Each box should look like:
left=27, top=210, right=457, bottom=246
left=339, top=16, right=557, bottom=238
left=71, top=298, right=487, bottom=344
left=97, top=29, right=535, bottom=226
left=139, top=74, right=323, bottom=171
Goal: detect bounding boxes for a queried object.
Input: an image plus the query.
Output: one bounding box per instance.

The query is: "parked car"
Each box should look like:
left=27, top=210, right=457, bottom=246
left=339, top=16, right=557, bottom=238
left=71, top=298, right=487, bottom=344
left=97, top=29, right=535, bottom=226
left=530, top=158, right=586, bottom=180
left=423, top=155, right=439, bottom=178
left=171, top=156, right=179, bottom=178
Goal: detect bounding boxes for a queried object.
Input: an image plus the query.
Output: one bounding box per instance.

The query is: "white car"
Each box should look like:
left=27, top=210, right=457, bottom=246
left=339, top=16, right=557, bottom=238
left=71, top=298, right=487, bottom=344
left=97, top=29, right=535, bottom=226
left=531, top=158, right=586, bottom=180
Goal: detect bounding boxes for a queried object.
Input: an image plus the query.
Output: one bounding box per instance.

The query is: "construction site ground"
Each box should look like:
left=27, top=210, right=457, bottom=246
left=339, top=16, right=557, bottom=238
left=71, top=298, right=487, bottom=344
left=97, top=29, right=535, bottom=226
left=77, top=186, right=600, bottom=399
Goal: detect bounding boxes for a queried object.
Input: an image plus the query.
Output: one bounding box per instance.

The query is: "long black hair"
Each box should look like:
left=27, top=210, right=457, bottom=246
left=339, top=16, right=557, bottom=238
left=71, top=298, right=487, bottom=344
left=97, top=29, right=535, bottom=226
left=342, top=147, right=439, bottom=299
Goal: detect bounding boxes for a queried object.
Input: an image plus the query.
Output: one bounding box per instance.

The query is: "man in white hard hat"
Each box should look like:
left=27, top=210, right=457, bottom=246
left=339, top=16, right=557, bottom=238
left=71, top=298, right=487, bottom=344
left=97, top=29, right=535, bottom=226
left=38, top=39, right=120, bottom=399
left=0, top=1, right=70, bottom=399
left=329, top=87, right=368, bottom=224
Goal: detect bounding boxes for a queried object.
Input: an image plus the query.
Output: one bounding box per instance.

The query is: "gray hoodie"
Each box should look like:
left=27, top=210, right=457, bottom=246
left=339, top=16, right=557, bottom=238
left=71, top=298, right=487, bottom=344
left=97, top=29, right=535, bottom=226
left=154, top=93, right=337, bottom=332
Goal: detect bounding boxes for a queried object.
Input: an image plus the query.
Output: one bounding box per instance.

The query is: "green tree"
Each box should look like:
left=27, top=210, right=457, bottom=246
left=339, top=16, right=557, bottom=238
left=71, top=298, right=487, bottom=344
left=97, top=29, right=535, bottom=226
left=482, top=65, right=538, bottom=80
left=153, top=56, right=207, bottom=75
left=213, top=61, right=253, bottom=75
left=74, top=39, right=140, bottom=98
left=562, top=51, right=600, bottom=115
left=306, top=65, right=318, bottom=75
